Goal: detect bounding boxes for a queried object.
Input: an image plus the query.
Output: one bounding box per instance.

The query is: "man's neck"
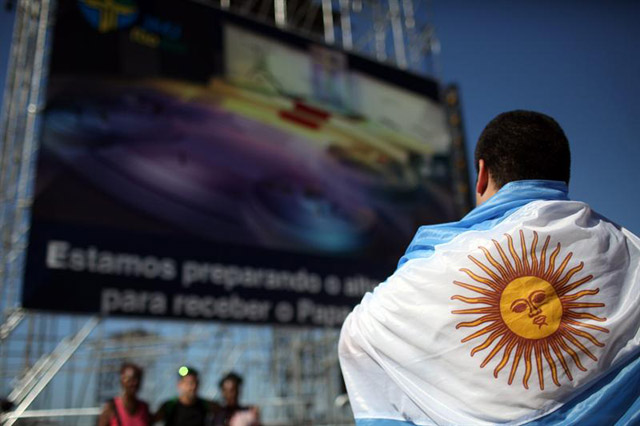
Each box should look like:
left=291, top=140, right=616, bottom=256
left=179, top=395, right=197, bottom=406
left=121, top=393, right=138, bottom=411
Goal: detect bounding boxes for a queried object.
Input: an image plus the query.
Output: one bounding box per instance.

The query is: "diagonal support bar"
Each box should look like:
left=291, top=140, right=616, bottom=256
left=0, top=308, right=24, bottom=341
left=3, top=316, right=100, bottom=426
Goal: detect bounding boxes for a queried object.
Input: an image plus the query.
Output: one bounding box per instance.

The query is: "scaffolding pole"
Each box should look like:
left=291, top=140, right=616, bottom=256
left=3, top=317, right=100, bottom=426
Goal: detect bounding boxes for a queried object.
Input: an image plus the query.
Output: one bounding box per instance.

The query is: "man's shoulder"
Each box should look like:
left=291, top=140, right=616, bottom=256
left=398, top=198, right=579, bottom=267
left=195, top=397, right=218, bottom=410
left=158, top=397, right=179, bottom=413
left=160, top=397, right=178, bottom=407
left=202, top=398, right=222, bottom=411
left=160, top=397, right=209, bottom=408
left=399, top=199, right=632, bottom=270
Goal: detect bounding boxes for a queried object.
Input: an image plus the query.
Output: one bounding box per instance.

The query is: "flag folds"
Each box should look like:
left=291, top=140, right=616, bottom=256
left=339, top=180, right=640, bottom=425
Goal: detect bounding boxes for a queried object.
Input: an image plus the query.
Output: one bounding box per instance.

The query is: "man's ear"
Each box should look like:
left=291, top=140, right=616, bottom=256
left=476, top=159, right=489, bottom=197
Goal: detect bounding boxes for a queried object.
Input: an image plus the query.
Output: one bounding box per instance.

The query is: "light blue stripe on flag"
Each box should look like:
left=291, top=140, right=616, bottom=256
left=528, top=353, right=640, bottom=426
left=398, top=180, right=569, bottom=267
left=354, top=354, right=640, bottom=426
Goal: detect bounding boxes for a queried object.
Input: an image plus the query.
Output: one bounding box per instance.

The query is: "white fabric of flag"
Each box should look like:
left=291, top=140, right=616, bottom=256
left=339, top=181, right=640, bottom=425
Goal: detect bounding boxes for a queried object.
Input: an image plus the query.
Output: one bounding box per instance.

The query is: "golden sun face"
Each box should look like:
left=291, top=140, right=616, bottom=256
left=500, top=276, right=563, bottom=339
left=452, top=231, right=609, bottom=390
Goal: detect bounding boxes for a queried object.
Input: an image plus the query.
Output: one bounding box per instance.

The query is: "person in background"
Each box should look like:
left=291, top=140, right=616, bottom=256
left=213, top=372, right=260, bottom=426
left=0, top=397, right=14, bottom=422
left=98, top=362, right=151, bottom=426
left=154, top=366, right=218, bottom=426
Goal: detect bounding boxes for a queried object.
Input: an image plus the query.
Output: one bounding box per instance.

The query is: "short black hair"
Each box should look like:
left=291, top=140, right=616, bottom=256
left=178, top=366, right=199, bottom=380
left=474, top=110, right=571, bottom=188
left=219, top=371, right=243, bottom=388
left=120, top=362, right=143, bottom=378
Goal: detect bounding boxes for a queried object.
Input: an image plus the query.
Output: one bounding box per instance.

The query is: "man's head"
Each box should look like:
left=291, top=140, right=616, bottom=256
left=219, top=372, right=243, bottom=407
left=474, top=110, right=571, bottom=205
left=177, top=366, right=199, bottom=404
left=120, top=362, right=143, bottom=397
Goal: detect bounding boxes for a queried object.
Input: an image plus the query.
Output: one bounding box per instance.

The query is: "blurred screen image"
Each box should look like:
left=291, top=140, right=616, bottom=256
left=23, top=0, right=468, bottom=321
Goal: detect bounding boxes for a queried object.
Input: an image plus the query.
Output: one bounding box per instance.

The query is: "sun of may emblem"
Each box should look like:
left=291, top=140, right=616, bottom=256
left=451, top=230, right=609, bottom=390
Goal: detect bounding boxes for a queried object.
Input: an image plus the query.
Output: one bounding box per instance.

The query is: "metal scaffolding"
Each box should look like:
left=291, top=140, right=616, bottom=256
left=200, top=0, right=440, bottom=75
left=0, top=0, right=439, bottom=424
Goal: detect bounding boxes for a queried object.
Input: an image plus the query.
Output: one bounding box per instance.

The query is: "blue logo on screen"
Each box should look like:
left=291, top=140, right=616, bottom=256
left=78, top=0, right=139, bottom=33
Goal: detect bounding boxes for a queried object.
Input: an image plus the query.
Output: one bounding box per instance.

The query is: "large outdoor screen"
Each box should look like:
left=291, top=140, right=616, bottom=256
left=22, top=0, right=469, bottom=325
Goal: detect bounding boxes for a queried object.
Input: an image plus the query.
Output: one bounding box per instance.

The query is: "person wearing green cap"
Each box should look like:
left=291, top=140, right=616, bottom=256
left=153, top=366, right=219, bottom=426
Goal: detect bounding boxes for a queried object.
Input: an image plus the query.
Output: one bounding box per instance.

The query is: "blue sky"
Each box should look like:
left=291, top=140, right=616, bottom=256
left=1, top=1, right=639, bottom=233
left=431, top=0, right=640, bottom=233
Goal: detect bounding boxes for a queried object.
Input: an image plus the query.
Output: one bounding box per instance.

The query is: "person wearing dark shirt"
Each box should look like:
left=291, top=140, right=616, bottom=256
left=153, top=366, right=218, bottom=426
left=212, top=372, right=260, bottom=426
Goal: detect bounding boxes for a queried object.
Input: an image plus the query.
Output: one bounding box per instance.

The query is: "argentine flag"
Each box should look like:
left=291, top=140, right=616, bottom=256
left=339, top=180, right=640, bottom=425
